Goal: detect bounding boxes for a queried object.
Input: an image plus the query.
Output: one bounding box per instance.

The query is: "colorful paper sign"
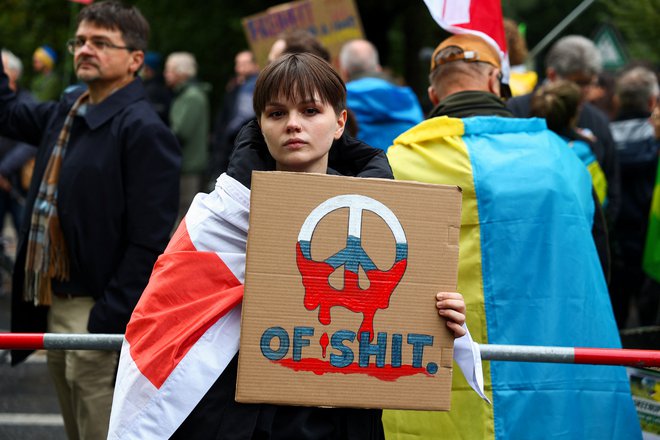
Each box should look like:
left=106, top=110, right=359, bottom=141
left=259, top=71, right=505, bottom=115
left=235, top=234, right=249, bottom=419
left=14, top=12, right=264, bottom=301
left=241, top=0, right=364, bottom=67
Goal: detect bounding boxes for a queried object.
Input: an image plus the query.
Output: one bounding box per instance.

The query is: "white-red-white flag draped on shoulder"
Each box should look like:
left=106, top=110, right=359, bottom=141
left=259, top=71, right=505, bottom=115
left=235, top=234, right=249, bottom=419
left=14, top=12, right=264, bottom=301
left=108, top=173, right=487, bottom=439
left=108, top=174, right=249, bottom=439
left=423, top=0, right=509, bottom=82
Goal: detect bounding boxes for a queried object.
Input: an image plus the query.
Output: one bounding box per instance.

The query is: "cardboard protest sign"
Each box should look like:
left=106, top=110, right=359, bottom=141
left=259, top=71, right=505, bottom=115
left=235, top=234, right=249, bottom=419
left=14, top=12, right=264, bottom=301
left=241, top=0, right=364, bottom=68
left=236, top=172, right=462, bottom=410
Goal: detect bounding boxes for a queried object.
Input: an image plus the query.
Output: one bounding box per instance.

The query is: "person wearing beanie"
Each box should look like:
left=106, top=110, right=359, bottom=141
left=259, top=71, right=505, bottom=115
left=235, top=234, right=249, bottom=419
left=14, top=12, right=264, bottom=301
left=140, top=50, right=172, bottom=124
left=31, top=44, right=62, bottom=101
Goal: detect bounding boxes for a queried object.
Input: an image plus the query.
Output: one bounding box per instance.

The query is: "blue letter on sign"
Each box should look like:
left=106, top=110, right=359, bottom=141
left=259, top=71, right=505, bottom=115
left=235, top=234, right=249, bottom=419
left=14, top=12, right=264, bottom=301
left=293, top=326, right=314, bottom=361
left=260, top=327, right=289, bottom=361
left=391, top=333, right=402, bottom=367
left=359, top=332, right=387, bottom=368
left=330, top=330, right=356, bottom=368
left=408, top=334, right=433, bottom=368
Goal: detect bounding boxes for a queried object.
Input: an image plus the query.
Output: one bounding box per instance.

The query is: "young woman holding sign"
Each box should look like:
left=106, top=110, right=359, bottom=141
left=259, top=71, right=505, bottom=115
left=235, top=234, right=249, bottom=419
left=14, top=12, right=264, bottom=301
left=110, top=53, right=474, bottom=440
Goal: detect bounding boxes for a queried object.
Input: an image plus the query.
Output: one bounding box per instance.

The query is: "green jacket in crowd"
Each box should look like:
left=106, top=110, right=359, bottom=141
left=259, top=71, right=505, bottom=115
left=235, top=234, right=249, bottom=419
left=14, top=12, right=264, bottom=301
left=169, top=80, right=210, bottom=175
left=30, top=72, right=62, bottom=102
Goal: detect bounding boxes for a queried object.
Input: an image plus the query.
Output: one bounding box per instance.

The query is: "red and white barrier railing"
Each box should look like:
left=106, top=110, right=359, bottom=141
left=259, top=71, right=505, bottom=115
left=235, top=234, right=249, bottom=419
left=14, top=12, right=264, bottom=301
left=1, top=333, right=659, bottom=367
left=0, top=333, right=123, bottom=351
left=479, top=344, right=660, bottom=368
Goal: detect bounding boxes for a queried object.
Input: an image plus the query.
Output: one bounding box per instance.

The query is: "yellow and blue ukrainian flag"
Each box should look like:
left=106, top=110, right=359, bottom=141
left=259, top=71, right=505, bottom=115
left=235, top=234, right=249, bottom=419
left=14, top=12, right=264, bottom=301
left=385, top=116, right=641, bottom=439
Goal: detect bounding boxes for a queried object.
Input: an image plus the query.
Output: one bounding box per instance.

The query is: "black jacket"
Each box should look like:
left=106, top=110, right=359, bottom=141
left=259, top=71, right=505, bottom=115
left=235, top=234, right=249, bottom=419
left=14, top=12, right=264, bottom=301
left=610, top=112, right=659, bottom=256
left=0, top=59, right=181, bottom=364
left=226, top=119, right=393, bottom=189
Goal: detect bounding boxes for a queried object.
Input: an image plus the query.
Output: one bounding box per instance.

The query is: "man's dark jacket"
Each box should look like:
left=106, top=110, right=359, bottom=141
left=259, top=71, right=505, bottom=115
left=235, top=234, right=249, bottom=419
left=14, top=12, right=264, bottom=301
left=0, top=61, right=181, bottom=365
left=507, top=92, right=621, bottom=222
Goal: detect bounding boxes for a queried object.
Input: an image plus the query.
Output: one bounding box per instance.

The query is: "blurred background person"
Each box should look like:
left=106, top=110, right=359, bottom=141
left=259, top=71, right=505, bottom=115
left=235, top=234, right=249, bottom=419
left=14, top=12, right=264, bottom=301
left=164, top=52, right=210, bottom=222
left=338, top=39, right=423, bottom=152
left=609, top=65, right=660, bottom=327
left=507, top=35, right=621, bottom=226
left=530, top=80, right=610, bottom=278
left=141, top=51, right=172, bottom=125
left=210, top=50, right=259, bottom=181
left=530, top=80, right=608, bottom=207
left=267, top=29, right=330, bottom=64
left=642, top=102, right=660, bottom=325
left=0, top=49, right=37, bottom=287
left=30, top=44, right=62, bottom=102
left=503, top=18, right=538, bottom=97
left=585, top=71, right=618, bottom=121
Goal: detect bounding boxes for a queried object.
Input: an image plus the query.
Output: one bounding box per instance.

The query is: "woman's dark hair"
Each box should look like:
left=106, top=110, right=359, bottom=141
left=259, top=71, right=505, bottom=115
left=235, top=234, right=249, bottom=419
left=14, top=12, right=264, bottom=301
left=253, top=52, right=346, bottom=117
left=530, top=80, right=581, bottom=133
left=77, top=0, right=150, bottom=52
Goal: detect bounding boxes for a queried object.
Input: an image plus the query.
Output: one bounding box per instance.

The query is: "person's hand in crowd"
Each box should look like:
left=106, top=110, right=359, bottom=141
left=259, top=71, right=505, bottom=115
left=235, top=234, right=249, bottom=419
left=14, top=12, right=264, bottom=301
left=650, top=104, right=660, bottom=140
left=436, top=291, right=467, bottom=337
left=0, top=175, right=12, bottom=192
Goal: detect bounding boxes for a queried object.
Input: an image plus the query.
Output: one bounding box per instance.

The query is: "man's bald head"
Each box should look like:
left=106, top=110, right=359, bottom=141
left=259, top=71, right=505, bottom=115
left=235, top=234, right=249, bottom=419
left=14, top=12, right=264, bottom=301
left=339, top=39, right=381, bottom=81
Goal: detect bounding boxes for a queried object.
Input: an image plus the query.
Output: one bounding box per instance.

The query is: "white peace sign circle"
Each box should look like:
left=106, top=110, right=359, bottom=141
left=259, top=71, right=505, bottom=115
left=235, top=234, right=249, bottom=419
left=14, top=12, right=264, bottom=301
left=298, top=194, right=407, bottom=244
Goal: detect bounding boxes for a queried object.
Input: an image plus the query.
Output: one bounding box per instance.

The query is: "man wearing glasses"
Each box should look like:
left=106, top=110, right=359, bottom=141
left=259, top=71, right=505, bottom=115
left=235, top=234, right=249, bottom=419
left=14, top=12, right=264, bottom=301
left=0, top=1, right=180, bottom=439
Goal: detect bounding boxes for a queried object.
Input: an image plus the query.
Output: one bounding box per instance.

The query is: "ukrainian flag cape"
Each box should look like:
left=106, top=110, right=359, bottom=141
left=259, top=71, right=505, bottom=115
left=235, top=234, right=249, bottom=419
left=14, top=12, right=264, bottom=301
left=385, top=116, right=640, bottom=439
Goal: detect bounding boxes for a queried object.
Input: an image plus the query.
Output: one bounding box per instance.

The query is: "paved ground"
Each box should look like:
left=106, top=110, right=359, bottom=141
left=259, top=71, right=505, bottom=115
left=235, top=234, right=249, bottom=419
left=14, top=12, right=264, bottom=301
left=0, top=223, right=66, bottom=440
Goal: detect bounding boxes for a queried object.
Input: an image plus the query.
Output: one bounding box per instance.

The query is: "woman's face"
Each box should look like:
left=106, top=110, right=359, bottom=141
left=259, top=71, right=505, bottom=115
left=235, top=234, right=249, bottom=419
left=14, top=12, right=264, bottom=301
left=260, top=93, right=346, bottom=174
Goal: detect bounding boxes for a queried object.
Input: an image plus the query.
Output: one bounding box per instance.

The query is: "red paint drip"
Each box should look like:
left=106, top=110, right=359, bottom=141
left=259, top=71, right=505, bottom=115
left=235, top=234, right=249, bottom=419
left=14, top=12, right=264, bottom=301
left=276, top=358, right=432, bottom=382
left=320, top=332, right=329, bottom=359
left=296, top=243, right=407, bottom=341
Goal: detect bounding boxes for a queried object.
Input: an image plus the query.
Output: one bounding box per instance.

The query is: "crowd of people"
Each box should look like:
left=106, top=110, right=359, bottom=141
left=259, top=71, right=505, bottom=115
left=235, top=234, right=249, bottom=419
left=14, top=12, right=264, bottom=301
left=0, top=0, right=658, bottom=439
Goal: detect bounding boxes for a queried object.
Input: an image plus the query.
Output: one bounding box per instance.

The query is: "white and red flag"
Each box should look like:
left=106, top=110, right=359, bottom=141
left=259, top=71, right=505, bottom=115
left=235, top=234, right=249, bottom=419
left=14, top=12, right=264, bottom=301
left=423, top=0, right=509, bottom=81
left=108, top=173, right=486, bottom=439
left=108, top=174, right=249, bottom=439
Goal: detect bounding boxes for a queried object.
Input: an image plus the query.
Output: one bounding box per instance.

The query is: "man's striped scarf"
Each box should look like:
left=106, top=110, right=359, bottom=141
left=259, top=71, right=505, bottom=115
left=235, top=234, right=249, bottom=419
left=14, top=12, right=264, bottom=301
left=24, top=91, right=89, bottom=306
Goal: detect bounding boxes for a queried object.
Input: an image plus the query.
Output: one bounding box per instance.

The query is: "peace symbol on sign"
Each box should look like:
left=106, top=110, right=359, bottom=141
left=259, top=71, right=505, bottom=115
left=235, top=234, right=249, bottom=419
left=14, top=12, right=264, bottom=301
left=296, top=195, right=408, bottom=340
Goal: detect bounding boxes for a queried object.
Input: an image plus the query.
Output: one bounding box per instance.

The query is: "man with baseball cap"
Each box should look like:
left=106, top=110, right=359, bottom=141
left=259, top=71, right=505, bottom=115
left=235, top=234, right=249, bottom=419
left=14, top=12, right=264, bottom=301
left=384, top=34, right=640, bottom=440
left=426, top=33, right=510, bottom=117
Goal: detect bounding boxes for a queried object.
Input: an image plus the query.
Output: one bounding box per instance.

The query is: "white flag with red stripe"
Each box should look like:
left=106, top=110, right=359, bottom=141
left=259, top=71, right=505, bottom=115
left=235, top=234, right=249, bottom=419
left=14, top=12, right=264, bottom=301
left=108, top=173, right=487, bottom=439
left=108, top=173, right=250, bottom=439
left=423, top=0, right=509, bottom=82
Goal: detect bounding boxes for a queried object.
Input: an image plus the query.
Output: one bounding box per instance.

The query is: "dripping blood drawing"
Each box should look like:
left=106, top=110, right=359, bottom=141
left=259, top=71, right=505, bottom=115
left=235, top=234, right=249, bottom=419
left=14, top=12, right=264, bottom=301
left=259, top=194, right=441, bottom=381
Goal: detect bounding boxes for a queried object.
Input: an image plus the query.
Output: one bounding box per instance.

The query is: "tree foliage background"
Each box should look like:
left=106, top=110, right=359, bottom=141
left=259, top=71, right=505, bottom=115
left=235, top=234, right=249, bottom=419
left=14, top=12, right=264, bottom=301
left=0, top=0, right=657, bottom=114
